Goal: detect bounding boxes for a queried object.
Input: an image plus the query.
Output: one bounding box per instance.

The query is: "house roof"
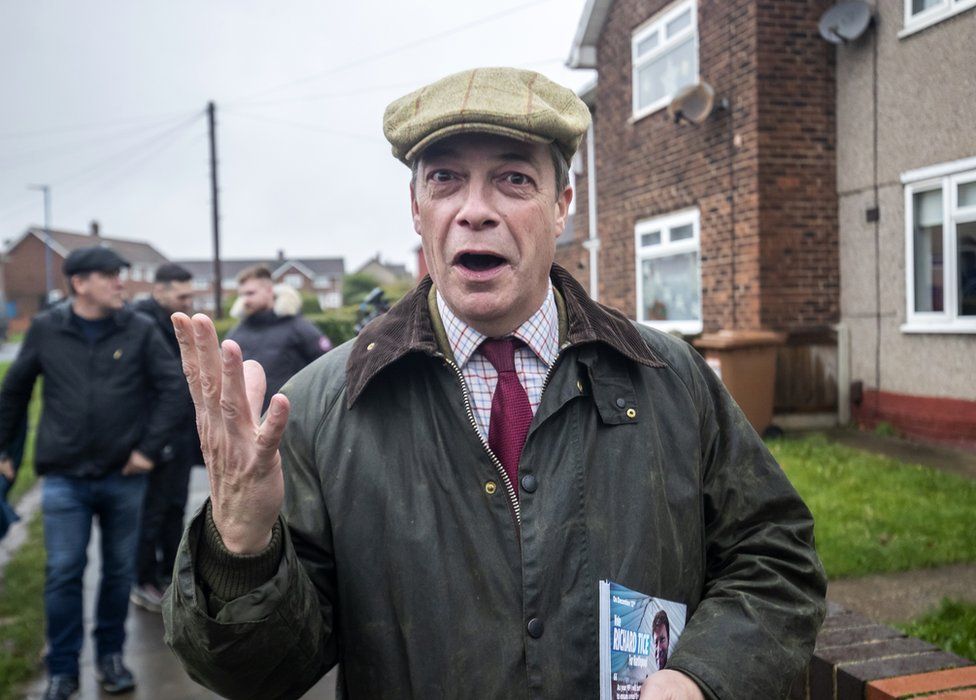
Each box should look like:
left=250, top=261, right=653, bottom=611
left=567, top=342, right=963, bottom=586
left=9, top=227, right=169, bottom=265
left=176, top=257, right=345, bottom=281
left=354, top=255, right=410, bottom=279
left=568, top=0, right=614, bottom=69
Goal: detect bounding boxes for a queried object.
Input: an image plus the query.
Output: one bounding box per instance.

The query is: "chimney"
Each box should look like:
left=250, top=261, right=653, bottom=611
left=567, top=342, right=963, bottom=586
left=90, top=220, right=100, bottom=237
left=277, top=248, right=285, bottom=261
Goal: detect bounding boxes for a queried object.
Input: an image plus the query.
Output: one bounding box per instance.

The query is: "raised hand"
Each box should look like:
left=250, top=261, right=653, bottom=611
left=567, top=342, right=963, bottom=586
left=172, top=312, right=290, bottom=554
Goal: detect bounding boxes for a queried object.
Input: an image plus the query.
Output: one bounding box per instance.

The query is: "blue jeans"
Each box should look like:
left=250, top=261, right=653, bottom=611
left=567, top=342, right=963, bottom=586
left=42, top=472, right=147, bottom=676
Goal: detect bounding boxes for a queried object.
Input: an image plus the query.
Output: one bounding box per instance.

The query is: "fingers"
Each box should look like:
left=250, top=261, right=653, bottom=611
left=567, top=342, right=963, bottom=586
left=219, top=339, right=254, bottom=435
left=254, top=394, right=290, bottom=464
left=172, top=313, right=205, bottom=410
left=242, top=360, right=267, bottom=425
left=191, top=314, right=223, bottom=419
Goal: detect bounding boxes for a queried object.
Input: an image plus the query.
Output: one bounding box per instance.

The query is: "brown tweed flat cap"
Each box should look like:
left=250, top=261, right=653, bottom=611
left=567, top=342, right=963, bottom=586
left=383, top=67, right=591, bottom=165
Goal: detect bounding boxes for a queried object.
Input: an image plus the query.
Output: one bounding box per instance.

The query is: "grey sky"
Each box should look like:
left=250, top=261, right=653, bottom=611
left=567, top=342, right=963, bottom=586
left=0, top=0, right=594, bottom=273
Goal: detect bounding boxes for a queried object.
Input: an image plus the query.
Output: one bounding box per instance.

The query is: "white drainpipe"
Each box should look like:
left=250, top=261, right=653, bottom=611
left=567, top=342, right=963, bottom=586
left=581, top=119, right=600, bottom=300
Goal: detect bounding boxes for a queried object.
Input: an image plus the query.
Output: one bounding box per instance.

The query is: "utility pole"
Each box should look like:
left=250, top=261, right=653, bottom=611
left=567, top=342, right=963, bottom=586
left=28, top=184, right=54, bottom=304
left=207, top=101, right=223, bottom=319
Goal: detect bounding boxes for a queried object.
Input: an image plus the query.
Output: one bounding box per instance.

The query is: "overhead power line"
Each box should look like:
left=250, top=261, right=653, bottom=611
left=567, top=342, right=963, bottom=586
left=226, top=0, right=557, bottom=106
left=222, top=109, right=379, bottom=143
left=0, top=108, right=200, bottom=141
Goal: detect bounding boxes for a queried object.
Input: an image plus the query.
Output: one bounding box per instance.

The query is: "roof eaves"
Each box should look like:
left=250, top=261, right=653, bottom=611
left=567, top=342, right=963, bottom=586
left=567, top=0, right=613, bottom=69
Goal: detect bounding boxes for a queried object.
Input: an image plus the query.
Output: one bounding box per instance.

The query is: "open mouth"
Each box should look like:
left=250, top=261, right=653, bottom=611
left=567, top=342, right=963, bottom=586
left=456, top=252, right=507, bottom=273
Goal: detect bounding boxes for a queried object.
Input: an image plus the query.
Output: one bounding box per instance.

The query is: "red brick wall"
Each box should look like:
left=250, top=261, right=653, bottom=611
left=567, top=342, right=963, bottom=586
left=755, top=0, right=839, bottom=332
left=569, top=0, right=838, bottom=334
left=2, top=235, right=155, bottom=320
left=3, top=234, right=69, bottom=318
left=853, top=389, right=976, bottom=451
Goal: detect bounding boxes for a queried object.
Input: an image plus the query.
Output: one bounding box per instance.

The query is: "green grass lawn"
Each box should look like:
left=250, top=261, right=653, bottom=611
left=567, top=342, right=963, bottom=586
left=769, top=434, right=976, bottom=579
left=900, top=599, right=976, bottom=662
left=0, top=360, right=45, bottom=700
left=0, top=515, right=45, bottom=700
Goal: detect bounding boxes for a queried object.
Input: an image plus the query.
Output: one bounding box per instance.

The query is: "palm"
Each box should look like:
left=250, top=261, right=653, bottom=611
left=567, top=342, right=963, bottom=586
left=174, top=313, right=291, bottom=554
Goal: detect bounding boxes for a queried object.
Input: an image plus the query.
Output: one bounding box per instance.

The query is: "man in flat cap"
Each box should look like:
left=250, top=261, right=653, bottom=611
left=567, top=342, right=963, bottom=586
left=0, top=246, right=185, bottom=699
left=165, top=68, right=825, bottom=699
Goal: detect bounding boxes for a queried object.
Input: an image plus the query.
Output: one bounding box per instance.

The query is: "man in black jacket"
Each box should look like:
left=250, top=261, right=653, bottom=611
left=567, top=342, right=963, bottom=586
left=0, top=247, right=184, bottom=700
left=130, top=263, right=200, bottom=614
left=227, top=265, right=331, bottom=411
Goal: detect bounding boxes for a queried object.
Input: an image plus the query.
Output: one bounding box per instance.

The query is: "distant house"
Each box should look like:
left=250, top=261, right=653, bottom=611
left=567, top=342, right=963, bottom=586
left=2, top=221, right=169, bottom=326
left=355, top=255, right=412, bottom=286
left=177, top=250, right=345, bottom=313
left=560, top=0, right=840, bottom=420
left=835, top=2, right=976, bottom=446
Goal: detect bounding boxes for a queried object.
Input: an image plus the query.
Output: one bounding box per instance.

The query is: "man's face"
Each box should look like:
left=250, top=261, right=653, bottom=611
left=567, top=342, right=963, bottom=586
left=411, top=133, right=572, bottom=337
left=237, top=278, right=275, bottom=317
left=73, top=270, right=125, bottom=314
left=154, top=280, right=194, bottom=315
left=654, top=626, right=669, bottom=670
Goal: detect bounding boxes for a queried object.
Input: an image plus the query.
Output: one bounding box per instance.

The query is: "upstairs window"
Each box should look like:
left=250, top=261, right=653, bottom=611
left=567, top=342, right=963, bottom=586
left=902, top=0, right=976, bottom=36
left=632, top=0, right=698, bottom=120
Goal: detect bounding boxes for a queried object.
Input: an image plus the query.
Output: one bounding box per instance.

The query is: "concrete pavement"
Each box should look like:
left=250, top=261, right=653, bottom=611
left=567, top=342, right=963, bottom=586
left=23, top=468, right=337, bottom=699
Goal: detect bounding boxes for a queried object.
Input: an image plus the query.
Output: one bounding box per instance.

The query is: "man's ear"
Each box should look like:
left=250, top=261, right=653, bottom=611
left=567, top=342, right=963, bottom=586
left=411, top=182, right=422, bottom=236
left=553, top=185, right=573, bottom=238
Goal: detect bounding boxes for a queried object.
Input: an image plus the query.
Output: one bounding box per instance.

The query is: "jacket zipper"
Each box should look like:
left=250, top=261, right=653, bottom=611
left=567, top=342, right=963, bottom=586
left=439, top=354, right=522, bottom=530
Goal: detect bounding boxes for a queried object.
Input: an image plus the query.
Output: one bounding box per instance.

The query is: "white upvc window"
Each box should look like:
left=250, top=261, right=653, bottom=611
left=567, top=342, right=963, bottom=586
left=901, top=0, right=976, bottom=37
left=631, top=0, right=698, bottom=120
left=635, top=208, right=702, bottom=334
left=902, top=159, right=976, bottom=333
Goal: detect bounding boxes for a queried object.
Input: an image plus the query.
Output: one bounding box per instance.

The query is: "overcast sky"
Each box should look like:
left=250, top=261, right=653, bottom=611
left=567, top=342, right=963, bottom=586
left=0, top=0, right=594, bottom=273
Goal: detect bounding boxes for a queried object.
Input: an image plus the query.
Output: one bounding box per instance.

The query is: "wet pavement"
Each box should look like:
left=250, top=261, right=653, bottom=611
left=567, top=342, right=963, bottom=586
left=23, top=468, right=337, bottom=699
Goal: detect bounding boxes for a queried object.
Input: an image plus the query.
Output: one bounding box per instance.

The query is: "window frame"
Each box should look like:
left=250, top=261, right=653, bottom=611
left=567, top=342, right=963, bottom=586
left=901, top=0, right=976, bottom=38
left=634, top=207, right=703, bottom=335
left=631, top=0, right=699, bottom=121
left=902, top=162, right=976, bottom=333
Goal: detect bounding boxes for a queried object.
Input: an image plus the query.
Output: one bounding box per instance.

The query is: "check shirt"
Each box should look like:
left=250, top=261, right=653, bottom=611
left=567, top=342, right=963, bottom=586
left=437, top=288, right=559, bottom=440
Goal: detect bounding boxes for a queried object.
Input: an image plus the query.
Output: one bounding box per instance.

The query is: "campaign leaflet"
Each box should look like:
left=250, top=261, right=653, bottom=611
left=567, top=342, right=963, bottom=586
left=599, top=580, right=687, bottom=700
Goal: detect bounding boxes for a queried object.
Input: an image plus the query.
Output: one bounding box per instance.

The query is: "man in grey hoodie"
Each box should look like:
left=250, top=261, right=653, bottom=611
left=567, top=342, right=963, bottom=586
left=226, top=265, right=332, bottom=411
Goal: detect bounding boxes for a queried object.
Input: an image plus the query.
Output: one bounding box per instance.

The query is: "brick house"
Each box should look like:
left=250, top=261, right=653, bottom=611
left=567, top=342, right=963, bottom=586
left=354, top=255, right=413, bottom=286
left=560, top=0, right=840, bottom=419
left=177, top=251, right=345, bottom=313
left=836, top=1, right=976, bottom=446
left=2, top=222, right=169, bottom=329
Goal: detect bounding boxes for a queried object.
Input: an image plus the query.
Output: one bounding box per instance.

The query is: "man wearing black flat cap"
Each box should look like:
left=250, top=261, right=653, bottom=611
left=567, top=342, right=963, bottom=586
left=0, top=245, right=185, bottom=699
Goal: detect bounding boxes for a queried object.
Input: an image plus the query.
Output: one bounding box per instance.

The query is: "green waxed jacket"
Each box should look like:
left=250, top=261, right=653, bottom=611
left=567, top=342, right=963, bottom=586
left=164, top=265, right=826, bottom=699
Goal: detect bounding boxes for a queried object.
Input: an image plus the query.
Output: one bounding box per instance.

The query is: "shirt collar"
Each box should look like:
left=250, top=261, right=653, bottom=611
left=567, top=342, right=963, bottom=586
left=436, top=285, right=559, bottom=369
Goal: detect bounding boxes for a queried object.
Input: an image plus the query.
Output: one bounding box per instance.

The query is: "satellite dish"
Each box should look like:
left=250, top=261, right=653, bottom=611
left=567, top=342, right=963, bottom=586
left=667, top=82, right=722, bottom=126
left=819, top=1, right=873, bottom=45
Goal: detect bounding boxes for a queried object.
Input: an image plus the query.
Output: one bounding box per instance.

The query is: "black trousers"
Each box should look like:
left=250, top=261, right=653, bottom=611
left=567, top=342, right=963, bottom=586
left=135, top=453, right=194, bottom=588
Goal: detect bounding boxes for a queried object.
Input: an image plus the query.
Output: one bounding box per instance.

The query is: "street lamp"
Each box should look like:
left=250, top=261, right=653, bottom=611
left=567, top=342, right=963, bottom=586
left=27, top=184, right=54, bottom=303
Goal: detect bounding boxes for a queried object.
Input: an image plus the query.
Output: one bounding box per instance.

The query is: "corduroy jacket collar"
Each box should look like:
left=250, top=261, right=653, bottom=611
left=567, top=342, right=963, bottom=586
left=345, top=263, right=665, bottom=407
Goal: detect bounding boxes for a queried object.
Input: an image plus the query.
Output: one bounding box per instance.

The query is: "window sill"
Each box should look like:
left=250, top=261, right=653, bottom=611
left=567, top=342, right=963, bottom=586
left=899, top=322, right=976, bottom=334
left=630, top=102, right=669, bottom=125
left=899, top=0, right=976, bottom=39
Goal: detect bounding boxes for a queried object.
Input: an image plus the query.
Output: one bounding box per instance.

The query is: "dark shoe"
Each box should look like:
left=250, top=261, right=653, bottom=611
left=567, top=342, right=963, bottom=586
left=129, top=583, right=164, bottom=613
left=43, top=675, right=79, bottom=700
left=96, top=654, right=136, bottom=694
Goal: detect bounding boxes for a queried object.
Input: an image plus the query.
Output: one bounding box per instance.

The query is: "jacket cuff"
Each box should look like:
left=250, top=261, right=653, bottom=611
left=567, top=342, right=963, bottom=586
left=197, top=501, right=284, bottom=601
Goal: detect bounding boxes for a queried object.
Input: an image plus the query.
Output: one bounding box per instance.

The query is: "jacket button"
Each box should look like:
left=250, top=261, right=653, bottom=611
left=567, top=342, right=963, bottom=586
left=615, top=397, right=626, bottom=408
left=484, top=481, right=497, bottom=495
left=520, top=474, right=537, bottom=493
left=527, top=618, right=544, bottom=638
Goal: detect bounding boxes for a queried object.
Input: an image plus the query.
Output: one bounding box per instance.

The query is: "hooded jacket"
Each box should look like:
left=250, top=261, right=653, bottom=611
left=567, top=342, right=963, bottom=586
left=0, top=301, right=185, bottom=477
left=165, top=265, right=826, bottom=699
left=227, top=284, right=332, bottom=411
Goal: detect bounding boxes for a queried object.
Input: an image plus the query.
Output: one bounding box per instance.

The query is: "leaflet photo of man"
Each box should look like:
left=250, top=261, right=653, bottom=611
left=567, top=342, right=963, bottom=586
left=653, top=610, right=670, bottom=671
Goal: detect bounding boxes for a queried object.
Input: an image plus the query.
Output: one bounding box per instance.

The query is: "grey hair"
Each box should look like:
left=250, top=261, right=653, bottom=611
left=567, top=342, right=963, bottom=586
left=411, top=142, right=570, bottom=200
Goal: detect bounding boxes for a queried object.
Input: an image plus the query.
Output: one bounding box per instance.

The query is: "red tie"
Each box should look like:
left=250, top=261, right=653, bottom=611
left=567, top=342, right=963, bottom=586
left=480, top=337, right=533, bottom=490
